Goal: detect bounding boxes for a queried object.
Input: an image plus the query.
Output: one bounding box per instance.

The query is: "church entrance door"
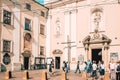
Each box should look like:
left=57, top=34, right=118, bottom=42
left=55, top=57, right=60, bottom=69
left=92, top=49, right=102, bottom=64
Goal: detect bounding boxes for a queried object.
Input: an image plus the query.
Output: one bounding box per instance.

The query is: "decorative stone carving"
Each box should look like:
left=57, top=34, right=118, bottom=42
left=83, top=33, right=111, bottom=45
left=55, top=18, right=61, bottom=37
left=104, top=43, right=109, bottom=50
left=91, top=8, right=104, bottom=32
left=3, top=53, right=11, bottom=65
left=24, top=33, right=32, bottom=50
left=93, top=28, right=100, bottom=39
left=53, top=49, right=63, bottom=54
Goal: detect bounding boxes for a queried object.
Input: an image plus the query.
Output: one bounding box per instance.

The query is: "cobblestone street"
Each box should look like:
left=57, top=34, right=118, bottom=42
left=0, top=69, right=82, bottom=80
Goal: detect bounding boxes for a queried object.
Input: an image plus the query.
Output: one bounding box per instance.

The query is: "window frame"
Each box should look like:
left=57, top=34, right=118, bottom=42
left=24, top=18, right=32, bottom=31
left=40, top=24, right=45, bottom=35
left=40, top=46, right=44, bottom=56
left=3, top=40, right=11, bottom=52
left=3, top=10, right=12, bottom=25
left=25, top=3, right=31, bottom=11
left=41, top=11, right=45, bottom=17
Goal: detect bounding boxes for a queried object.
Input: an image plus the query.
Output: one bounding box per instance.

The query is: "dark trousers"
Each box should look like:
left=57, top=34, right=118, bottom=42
left=75, top=67, right=81, bottom=73
left=116, top=72, right=120, bottom=80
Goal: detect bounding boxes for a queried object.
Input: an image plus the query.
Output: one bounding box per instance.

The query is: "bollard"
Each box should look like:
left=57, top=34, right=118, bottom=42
left=42, top=71, right=47, bottom=80
left=82, top=71, right=87, bottom=80
left=61, top=72, right=67, bottom=80
left=5, top=70, right=12, bottom=79
left=104, top=71, right=110, bottom=80
left=22, top=70, right=29, bottom=79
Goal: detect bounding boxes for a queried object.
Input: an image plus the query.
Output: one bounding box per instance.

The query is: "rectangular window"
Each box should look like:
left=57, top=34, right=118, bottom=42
left=3, top=40, right=11, bottom=52
left=40, top=46, right=44, bottom=55
left=26, top=3, right=31, bottom=10
left=40, top=24, right=45, bottom=35
left=41, top=11, right=45, bottom=17
left=24, top=18, right=31, bottom=31
left=3, top=10, right=11, bottom=25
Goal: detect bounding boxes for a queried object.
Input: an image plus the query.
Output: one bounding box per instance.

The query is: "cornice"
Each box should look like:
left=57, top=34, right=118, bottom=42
left=45, top=0, right=85, bottom=9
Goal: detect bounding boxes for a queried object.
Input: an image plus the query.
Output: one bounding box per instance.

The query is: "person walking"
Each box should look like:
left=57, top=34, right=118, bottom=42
left=98, top=61, right=105, bottom=80
left=116, top=60, right=120, bottom=80
left=91, top=60, right=97, bottom=80
left=109, top=59, right=116, bottom=80
left=75, top=61, right=81, bottom=73
left=62, top=61, right=65, bottom=71
left=49, top=61, right=53, bottom=72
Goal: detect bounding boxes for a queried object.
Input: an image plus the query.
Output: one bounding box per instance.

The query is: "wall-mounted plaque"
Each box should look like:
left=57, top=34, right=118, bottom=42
left=110, top=53, right=118, bottom=62
left=78, top=54, right=84, bottom=62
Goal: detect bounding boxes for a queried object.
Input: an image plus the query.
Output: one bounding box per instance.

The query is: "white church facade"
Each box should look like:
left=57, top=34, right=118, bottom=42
left=46, top=0, right=120, bottom=70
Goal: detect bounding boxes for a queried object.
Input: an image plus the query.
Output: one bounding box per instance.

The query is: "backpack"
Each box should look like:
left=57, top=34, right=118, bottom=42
left=117, top=65, right=120, bottom=71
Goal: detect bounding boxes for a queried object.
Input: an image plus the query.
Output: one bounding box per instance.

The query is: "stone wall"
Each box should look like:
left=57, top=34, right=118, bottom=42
left=13, top=63, right=21, bottom=71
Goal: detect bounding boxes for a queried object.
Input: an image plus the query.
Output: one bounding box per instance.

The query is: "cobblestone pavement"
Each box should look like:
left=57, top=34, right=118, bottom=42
left=0, top=69, right=108, bottom=80
left=0, top=69, right=83, bottom=80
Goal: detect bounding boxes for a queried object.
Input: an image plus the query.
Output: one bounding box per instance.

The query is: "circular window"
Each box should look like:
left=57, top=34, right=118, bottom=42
left=3, top=53, right=11, bottom=65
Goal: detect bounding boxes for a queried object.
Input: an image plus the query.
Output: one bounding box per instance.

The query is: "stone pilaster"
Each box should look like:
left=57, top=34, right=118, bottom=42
left=104, top=43, right=109, bottom=67
left=85, top=44, right=89, bottom=61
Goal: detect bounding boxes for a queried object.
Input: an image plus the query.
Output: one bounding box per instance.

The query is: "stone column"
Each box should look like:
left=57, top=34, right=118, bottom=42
left=85, top=44, right=89, bottom=61
left=104, top=43, right=109, bottom=69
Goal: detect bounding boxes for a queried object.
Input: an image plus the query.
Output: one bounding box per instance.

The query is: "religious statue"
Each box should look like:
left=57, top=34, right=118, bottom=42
left=93, top=11, right=101, bottom=28
left=55, top=18, right=61, bottom=37
left=24, top=33, right=32, bottom=50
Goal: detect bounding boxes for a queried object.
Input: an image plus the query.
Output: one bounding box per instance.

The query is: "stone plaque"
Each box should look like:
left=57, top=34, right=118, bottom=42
left=110, top=53, right=118, bottom=62
left=78, top=54, right=84, bottom=62
left=3, top=53, right=11, bottom=65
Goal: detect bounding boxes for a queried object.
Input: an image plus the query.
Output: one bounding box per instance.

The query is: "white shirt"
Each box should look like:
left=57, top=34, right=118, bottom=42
left=100, top=64, right=105, bottom=69
left=110, top=63, right=116, bottom=70
left=92, top=63, right=97, bottom=70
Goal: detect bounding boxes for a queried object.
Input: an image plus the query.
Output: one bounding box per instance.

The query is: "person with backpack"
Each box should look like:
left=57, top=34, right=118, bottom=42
left=116, top=61, right=120, bottom=80
left=99, top=61, right=105, bottom=80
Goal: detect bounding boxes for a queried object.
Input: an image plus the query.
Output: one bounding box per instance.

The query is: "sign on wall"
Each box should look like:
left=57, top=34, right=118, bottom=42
left=110, top=53, right=118, bottom=62
left=78, top=54, right=84, bottom=62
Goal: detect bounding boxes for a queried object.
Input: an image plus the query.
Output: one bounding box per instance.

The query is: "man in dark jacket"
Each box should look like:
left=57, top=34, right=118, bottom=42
left=116, top=61, right=120, bottom=80
left=75, top=61, right=81, bottom=73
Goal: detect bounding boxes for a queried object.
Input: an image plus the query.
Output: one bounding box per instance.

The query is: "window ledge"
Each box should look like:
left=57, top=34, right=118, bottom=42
left=40, top=34, right=46, bottom=38
left=2, top=23, right=15, bottom=30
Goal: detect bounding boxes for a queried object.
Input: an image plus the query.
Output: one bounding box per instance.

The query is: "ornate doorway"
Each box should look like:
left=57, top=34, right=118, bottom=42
left=83, top=29, right=111, bottom=65
left=53, top=49, right=63, bottom=69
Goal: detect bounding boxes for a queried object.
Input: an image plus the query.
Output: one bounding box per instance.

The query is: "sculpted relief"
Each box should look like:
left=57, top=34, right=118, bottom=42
left=90, top=8, right=105, bottom=32
left=24, top=33, right=32, bottom=50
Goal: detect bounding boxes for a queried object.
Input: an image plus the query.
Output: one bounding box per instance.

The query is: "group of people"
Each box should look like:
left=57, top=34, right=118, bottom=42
left=74, top=60, right=105, bottom=79
left=109, top=59, right=120, bottom=80
left=75, top=59, right=120, bottom=80
left=49, top=59, right=120, bottom=80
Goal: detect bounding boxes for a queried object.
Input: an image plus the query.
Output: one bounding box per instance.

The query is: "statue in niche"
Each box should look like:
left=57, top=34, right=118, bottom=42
left=24, top=33, right=31, bottom=50
left=93, top=11, right=101, bottom=29
left=55, top=18, right=61, bottom=37
left=91, top=8, right=103, bottom=32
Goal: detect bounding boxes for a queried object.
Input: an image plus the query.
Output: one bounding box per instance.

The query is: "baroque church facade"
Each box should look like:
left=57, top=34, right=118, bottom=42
left=0, top=0, right=48, bottom=71
left=46, top=0, right=120, bottom=70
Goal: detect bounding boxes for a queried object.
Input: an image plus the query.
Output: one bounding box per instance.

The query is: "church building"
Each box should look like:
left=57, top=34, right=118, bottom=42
left=0, top=0, right=48, bottom=71
left=45, top=0, right=120, bottom=70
